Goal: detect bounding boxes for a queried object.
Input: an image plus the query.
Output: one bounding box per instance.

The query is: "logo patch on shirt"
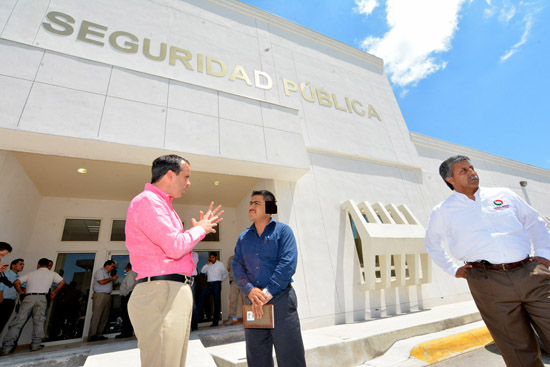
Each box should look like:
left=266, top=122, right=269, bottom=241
left=493, top=199, right=509, bottom=210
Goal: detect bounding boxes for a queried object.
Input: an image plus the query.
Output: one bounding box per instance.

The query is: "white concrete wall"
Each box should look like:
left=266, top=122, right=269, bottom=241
left=0, top=151, right=42, bottom=343
left=0, top=0, right=416, bottom=172
left=0, top=151, right=41, bottom=253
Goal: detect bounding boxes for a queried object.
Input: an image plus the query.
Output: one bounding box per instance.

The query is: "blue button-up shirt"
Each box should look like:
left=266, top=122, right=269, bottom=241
left=233, top=219, right=298, bottom=297
left=0, top=270, right=19, bottom=300
left=93, top=268, right=113, bottom=294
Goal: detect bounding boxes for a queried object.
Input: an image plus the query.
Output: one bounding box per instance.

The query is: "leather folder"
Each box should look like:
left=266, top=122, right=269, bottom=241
left=242, top=304, right=274, bottom=329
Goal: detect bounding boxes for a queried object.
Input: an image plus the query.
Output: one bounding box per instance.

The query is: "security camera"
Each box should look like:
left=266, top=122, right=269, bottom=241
left=519, top=181, right=528, bottom=187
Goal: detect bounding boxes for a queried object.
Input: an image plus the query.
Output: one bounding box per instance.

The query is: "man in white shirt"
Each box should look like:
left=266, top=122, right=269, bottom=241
left=116, top=263, right=137, bottom=338
left=197, top=252, right=227, bottom=327
left=425, top=155, right=550, bottom=367
left=88, top=260, right=118, bottom=342
left=1, top=258, right=65, bottom=354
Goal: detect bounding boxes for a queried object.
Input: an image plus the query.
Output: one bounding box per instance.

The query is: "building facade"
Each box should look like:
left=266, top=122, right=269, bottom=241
left=1, top=0, right=549, bottom=345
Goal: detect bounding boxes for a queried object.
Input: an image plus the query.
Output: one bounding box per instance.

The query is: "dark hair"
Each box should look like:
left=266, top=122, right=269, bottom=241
left=104, top=260, right=115, bottom=267
left=151, top=155, right=190, bottom=184
left=38, top=258, right=51, bottom=266
left=439, top=155, right=471, bottom=190
left=209, top=251, right=217, bottom=258
left=10, top=258, right=23, bottom=268
left=0, top=242, right=13, bottom=253
left=251, top=190, right=276, bottom=202
left=126, top=263, right=132, bottom=269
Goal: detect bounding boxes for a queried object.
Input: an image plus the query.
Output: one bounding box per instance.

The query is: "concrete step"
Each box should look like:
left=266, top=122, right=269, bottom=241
left=207, top=301, right=481, bottom=367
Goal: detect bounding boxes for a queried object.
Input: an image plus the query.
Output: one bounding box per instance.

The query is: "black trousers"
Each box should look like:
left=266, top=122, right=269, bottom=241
left=0, top=299, right=16, bottom=334
left=198, top=281, right=222, bottom=325
left=120, top=293, right=134, bottom=336
left=245, top=286, right=306, bottom=367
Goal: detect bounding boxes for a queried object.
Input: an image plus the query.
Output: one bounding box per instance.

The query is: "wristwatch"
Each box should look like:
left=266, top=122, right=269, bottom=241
left=262, top=287, right=273, bottom=300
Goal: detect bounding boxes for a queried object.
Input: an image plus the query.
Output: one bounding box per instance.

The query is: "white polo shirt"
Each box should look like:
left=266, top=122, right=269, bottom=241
left=18, top=268, right=63, bottom=293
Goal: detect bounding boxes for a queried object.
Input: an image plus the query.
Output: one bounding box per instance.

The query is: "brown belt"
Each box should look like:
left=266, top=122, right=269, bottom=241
left=467, top=257, right=530, bottom=271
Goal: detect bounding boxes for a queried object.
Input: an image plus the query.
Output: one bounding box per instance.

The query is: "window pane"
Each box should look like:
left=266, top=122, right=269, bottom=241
left=110, top=220, right=126, bottom=241
left=203, top=224, right=220, bottom=242
left=110, top=254, right=130, bottom=291
left=61, top=219, right=101, bottom=241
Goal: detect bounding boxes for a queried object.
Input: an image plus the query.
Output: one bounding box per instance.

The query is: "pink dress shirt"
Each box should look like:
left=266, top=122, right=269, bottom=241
left=125, top=183, right=205, bottom=279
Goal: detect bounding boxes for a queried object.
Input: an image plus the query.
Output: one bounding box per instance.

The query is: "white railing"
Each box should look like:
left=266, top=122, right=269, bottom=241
left=342, top=200, right=431, bottom=291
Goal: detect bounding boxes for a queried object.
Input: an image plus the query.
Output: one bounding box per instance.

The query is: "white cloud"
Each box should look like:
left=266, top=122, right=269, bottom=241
left=354, top=0, right=379, bottom=16
left=499, top=4, right=516, bottom=23
left=499, top=13, right=534, bottom=62
left=484, top=0, right=497, bottom=18
left=358, top=0, right=466, bottom=88
left=493, top=1, right=542, bottom=63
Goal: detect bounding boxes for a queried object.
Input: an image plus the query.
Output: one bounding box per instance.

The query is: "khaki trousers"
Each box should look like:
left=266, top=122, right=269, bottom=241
left=228, top=281, right=245, bottom=318
left=467, top=261, right=550, bottom=367
left=128, top=280, right=193, bottom=367
left=88, top=292, right=111, bottom=338
left=2, top=295, right=46, bottom=349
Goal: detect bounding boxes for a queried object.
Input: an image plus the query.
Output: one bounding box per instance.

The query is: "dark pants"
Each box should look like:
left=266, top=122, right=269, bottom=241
left=191, top=277, right=198, bottom=330
left=467, top=261, right=550, bottom=367
left=198, top=281, right=221, bottom=325
left=0, top=299, right=16, bottom=334
left=119, top=293, right=134, bottom=336
left=245, top=286, right=306, bottom=367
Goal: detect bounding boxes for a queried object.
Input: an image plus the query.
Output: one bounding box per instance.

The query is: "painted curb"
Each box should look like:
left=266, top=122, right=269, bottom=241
left=410, top=326, right=493, bottom=364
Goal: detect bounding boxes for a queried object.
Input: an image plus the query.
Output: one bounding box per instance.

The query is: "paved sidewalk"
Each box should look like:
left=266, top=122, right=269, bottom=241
left=0, top=300, right=483, bottom=367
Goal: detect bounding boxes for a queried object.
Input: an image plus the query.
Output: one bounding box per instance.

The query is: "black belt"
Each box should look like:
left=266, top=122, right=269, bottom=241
left=27, top=293, right=47, bottom=295
left=467, top=257, right=530, bottom=271
left=137, top=274, right=193, bottom=285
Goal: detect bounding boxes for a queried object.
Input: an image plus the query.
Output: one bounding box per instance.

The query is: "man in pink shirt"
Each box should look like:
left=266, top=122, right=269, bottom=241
left=125, top=154, right=223, bottom=367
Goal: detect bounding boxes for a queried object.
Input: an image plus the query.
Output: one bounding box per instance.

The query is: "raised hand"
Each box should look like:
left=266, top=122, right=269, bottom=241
left=191, top=201, right=224, bottom=234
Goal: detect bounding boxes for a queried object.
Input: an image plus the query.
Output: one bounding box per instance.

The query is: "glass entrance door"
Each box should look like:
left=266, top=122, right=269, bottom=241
left=195, top=250, right=221, bottom=324
left=45, top=253, right=95, bottom=341
left=104, top=254, right=130, bottom=335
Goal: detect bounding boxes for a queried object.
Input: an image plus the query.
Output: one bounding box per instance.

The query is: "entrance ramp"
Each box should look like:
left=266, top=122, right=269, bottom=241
left=208, top=301, right=481, bottom=367
left=0, top=301, right=480, bottom=366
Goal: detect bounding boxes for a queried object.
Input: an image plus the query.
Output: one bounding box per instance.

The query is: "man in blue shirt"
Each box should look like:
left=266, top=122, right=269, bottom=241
left=0, top=258, right=24, bottom=334
left=233, top=190, right=306, bottom=367
left=88, top=260, right=118, bottom=342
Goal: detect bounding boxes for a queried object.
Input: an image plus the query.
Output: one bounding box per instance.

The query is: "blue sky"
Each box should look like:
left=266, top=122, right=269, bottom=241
left=239, top=0, right=549, bottom=169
